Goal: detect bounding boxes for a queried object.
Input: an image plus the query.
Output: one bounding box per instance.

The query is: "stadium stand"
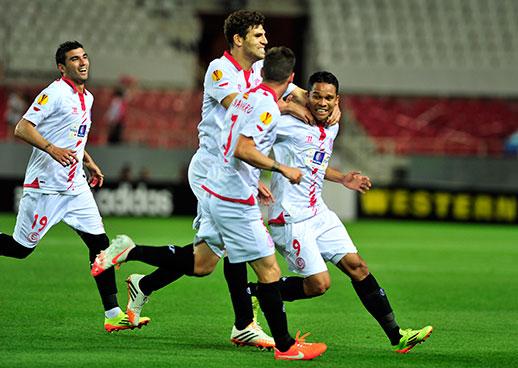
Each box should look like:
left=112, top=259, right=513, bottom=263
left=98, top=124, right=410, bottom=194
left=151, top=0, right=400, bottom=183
left=0, top=0, right=199, bottom=88
left=307, top=0, right=518, bottom=95
left=344, top=96, right=518, bottom=156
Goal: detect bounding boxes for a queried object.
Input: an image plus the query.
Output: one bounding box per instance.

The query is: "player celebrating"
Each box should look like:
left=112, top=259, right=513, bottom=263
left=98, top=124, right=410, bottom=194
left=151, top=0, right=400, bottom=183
left=200, top=46, right=326, bottom=360
left=0, top=41, right=150, bottom=332
left=249, top=71, right=432, bottom=353
left=92, top=10, right=339, bottom=349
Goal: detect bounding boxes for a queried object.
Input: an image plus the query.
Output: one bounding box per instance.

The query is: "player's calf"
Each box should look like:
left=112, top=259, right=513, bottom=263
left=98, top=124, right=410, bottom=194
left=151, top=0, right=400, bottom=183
left=0, top=233, right=35, bottom=259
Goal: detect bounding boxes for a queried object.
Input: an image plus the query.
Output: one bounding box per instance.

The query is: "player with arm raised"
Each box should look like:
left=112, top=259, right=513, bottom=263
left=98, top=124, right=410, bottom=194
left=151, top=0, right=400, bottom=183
left=0, top=41, right=149, bottom=332
left=200, top=46, right=326, bottom=360
left=249, top=71, right=433, bottom=353
left=92, top=10, right=340, bottom=349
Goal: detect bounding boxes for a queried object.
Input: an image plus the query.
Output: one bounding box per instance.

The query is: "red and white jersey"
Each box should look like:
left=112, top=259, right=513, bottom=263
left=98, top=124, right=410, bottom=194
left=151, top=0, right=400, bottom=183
left=268, top=115, right=339, bottom=224
left=22, top=77, right=93, bottom=195
left=197, top=51, right=295, bottom=156
left=202, top=84, right=281, bottom=205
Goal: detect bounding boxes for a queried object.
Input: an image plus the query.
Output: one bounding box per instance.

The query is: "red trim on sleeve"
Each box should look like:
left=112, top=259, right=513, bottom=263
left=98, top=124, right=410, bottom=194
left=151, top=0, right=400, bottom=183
left=23, top=178, right=40, bottom=189
left=201, top=185, right=256, bottom=205
left=268, top=211, right=286, bottom=225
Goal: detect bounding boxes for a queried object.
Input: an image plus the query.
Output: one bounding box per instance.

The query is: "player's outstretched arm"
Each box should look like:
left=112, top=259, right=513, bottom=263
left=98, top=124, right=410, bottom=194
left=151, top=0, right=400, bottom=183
left=278, top=95, right=314, bottom=125
left=83, top=150, right=104, bottom=188
left=234, top=135, right=302, bottom=184
left=325, top=167, right=371, bottom=194
left=14, top=118, right=78, bottom=166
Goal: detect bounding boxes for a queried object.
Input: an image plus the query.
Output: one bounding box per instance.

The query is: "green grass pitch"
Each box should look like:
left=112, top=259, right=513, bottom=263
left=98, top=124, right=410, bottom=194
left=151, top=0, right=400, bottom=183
left=1, top=214, right=517, bottom=367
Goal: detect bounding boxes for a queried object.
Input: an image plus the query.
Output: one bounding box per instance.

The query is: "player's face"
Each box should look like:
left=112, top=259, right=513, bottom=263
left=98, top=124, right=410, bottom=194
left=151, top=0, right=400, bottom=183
left=243, top=25, right=268, bottom=61
left=308, top=83, right=339, bottom=123
left=60, top=48, right=89, bottom=84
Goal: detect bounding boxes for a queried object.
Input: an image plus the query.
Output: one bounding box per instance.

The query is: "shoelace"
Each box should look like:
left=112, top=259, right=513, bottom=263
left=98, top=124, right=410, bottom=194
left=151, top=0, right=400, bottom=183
left=295, top=331, right=311, bottom=345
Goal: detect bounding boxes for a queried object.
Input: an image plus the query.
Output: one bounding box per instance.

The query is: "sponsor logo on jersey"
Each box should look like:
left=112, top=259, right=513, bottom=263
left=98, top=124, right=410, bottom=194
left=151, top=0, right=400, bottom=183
left=72, top=107, right=78, bottom=114
left=37, top=94, right=49, bottom=105
left=211, top=69, right=223, bottom=82
left=260, top=111, right=272, bottom=125
left=313, top=151, right=325, bottom=164
left=77, top=124, right=87, bottom=137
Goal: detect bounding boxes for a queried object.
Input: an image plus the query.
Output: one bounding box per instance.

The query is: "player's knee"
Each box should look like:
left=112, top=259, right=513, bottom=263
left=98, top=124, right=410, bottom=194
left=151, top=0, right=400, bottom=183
left=193, top=261, right=216, bottom=276
left=340, top=254, right=369, bottom=281
left=193, top=251, right=218, bottom=277
left=305, top=278, right=330, bottom=296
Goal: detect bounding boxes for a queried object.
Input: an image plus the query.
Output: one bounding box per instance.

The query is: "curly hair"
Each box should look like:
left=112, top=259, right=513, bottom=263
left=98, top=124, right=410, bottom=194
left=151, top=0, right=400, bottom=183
left=223, top=10, right=265, bottom=48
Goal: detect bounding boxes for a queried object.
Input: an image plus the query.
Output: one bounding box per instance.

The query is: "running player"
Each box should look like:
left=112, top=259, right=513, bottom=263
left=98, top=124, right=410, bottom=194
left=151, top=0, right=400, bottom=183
left=0, top=41, right=150, bottom=332
left=92, top=10, right=339, bottom=349
left=250, top=71, right=433, bottom=353
left=200, top=46, right=326, bottom=360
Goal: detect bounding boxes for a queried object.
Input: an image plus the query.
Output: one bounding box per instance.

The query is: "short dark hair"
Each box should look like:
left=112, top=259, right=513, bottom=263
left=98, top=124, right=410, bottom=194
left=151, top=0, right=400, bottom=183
left=308, top=71, right=339, bottom=93
left=263, top=47, right=296, bottom=83
left=224, top=10, right=265, bottom=48
left=55, top=41, right=84, bottom=66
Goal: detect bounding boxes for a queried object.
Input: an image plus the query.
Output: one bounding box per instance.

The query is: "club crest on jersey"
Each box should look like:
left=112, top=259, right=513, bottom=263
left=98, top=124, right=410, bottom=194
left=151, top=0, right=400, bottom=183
left=295, top=257, right=305, bottom=270
left=211, top=69, right=223, bottom=82
left=27, top=232, right=40, bottom=243
left=37, top=94, right=49, bottom=105
left=260, top=111, right=272, bottom=125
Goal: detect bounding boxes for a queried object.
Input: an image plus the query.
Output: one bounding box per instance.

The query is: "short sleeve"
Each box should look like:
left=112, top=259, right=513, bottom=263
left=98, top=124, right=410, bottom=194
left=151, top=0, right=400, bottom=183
left=23, top=88, right=59, bottom=126
left=241, top=100, right=280, bottom=143
left=204, top=60, right=240, bottom=104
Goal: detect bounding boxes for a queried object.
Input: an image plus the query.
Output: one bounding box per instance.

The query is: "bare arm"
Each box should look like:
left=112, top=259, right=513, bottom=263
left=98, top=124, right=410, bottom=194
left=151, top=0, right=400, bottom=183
left=83, top=150, right=104, bottom=187
left=234, top=135, right=302, bottom=184
left=220, top=92, right=239, bottom=109
left=324, top=167, right=372, bottom=194
left=14, top=118, right=78, bottom=166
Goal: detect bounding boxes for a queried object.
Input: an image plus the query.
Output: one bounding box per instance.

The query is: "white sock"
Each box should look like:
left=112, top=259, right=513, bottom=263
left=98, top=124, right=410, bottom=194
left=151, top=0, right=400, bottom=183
left=105, top=306, right=122, bottom=319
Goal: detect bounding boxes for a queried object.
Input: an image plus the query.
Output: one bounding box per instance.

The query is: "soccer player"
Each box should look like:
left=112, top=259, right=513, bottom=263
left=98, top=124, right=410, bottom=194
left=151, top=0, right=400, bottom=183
left=199, top=46, right=327, bottom=360
left=249, top=71, right=433, bottom=353
left=92, top=10, right=339, bottom=349
left=0, top=41, right=150, bottom=332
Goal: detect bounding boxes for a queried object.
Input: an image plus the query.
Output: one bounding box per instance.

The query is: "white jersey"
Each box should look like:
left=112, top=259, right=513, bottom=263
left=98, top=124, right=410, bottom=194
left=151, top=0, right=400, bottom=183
left=197, top=51, right=296, bottom=156
left=22, top=77, right=93, bottom=195
left=202, top=84, right=281, bottom=205
left=268, top=115, right=339, bottom=224
left=197, top=52, right=264, bottom=156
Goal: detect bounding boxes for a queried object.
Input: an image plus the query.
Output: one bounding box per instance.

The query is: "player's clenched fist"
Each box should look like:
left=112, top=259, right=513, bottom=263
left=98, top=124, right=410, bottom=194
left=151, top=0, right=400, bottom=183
left=282, top=166, right=303, bottom=185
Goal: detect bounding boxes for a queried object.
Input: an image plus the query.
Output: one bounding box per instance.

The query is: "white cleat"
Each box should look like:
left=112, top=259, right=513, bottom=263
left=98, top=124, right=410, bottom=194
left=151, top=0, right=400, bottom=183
left=230, top=321, right=275, bottom=350
left=126, top=274, right=149, bottom=326
left=91, top=235, right=136, bottom=276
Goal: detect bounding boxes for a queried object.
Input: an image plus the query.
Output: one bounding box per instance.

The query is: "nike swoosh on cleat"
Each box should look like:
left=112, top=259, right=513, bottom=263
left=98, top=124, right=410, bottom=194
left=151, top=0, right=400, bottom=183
left=280, top=352, right=304, bottom=360
left=112, top=248, right=130, bottom=264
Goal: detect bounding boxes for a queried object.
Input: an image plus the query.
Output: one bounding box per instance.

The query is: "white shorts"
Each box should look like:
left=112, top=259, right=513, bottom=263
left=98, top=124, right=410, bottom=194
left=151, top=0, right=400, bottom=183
left=13, top=190, right=105, bottom=248
left=205, top=194, right=275, bottom=264
left=188, top=150, right=225, bottom=257
left=269, top=208, right=357, bottom=277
